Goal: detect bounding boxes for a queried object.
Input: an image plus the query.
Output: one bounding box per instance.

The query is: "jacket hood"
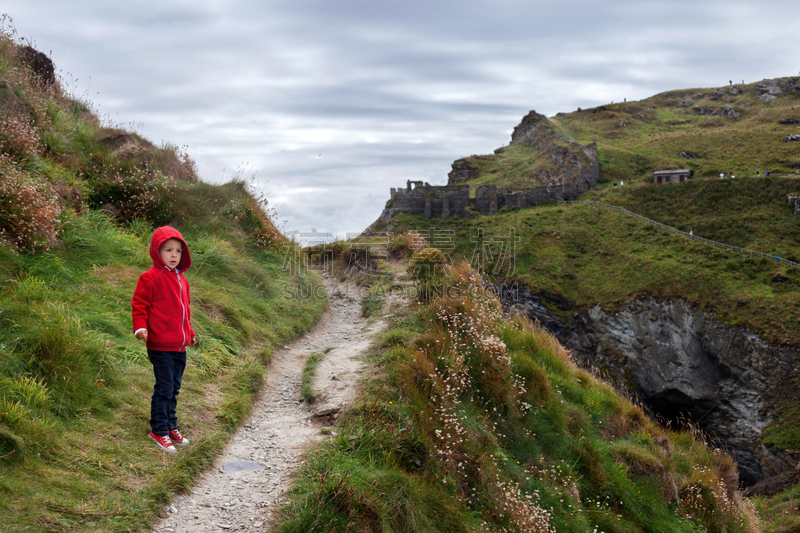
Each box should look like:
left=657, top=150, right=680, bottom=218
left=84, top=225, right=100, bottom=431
left=149, top=226, right=191, bottom=271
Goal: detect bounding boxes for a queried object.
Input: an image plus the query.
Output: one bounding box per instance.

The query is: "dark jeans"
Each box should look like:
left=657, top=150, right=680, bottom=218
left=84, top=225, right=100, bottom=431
left=147, top=349, right=187, bottom=436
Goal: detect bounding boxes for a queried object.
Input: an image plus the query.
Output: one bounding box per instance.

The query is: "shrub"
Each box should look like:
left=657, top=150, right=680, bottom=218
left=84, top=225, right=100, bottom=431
left=388, top=232, right=416, bottom=259
left=0, top=154, right=60, bottom=250
left=89, top=166, right=178, bottom=225
left=408, top=247, right=450, bottom=301
left=224, top=195, right=282, bottom=249
left=0, top=115, right=41, bottom=158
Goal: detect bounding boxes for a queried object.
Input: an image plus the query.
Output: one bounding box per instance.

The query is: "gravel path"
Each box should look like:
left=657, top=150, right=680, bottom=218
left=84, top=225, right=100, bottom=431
left=152, top=278, right=384, bottom=532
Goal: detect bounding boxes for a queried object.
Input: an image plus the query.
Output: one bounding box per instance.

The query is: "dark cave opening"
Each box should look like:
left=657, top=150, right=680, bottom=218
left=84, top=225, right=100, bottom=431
left=644, top=389, right=716, bottom=431
left=643, top=388, right=763, bottom=487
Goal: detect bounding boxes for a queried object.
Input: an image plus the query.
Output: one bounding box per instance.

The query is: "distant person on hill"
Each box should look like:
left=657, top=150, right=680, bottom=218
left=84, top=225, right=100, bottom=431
left=766, top=171, right=770, bottom=176
left=614, top=182, right=617, bottom=188
left=620, top=180, right=624, bottom=188
left=132, top=226, right=197, bottom=453
left=757, top=170, right=760, bottom=176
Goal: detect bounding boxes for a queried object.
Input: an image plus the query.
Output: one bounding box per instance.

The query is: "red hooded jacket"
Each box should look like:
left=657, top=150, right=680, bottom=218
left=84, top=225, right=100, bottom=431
left=131, top=226, right=196, bottom=351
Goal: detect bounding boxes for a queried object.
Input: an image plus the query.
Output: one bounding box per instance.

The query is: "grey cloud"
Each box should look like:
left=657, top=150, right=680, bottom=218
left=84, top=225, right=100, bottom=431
left=10, top=0, right=800, bottom=236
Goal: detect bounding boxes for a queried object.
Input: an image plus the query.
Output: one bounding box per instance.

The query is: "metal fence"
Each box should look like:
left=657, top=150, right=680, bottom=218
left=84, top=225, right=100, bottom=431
left=567, top=200, right=800, bottom=269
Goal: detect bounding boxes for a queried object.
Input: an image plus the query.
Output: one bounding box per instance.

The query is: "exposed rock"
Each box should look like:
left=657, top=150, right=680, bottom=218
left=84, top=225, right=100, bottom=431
left=755, top=78, right=800, bottom=101
left=448, top=158, right=480, bottom=184
left=16, top=46, right=55, bottom=86
left=501, top=284, right=800, bottom=486
left=788, top=196, right=800, bottom=215
left=718, top=105, right=741, bottom=119
left=97, top=129, right=149, bottom=158
left=99, top=203, right=120, bottom=217
left=710, top=90, right=726, bottom=101
left=678, top=99, right=694, bottom=108
left=771, top=273, right=789, bottom=283
left=693, top=106, right=716, bottom=116
left=508, top=110, right=599, bottom=195
left=779, top=118, right=800, bottom=125
left=679, top=151, right=700, bottom=159
left=377, top=110, right=599, bottom=224
left=313, top=400, right=344, bottom=417
left=786, top=133, right=800, bottom=142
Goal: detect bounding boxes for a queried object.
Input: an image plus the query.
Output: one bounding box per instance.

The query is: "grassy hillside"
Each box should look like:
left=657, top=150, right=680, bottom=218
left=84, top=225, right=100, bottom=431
left=390, top=176, right=800, bottom=345
left=273, top=259, right=758, bottom=533
left=0, top=30, right=325, bottom=531
left=385, top=175, right=800, bottom=532
left=455, top=79, right=800, bottom=192
left=555, top=85, right=800, bottom=182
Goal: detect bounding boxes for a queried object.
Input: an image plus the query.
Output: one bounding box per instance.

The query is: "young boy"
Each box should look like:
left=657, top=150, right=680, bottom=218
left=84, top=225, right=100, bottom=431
left=132, top=226, right=196, bottom=453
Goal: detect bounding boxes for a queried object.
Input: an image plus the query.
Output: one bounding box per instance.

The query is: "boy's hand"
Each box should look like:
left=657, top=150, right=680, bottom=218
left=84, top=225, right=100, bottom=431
left=190, top=336, right=197, bottom=347
left=135, top=330, right=148, bottom=342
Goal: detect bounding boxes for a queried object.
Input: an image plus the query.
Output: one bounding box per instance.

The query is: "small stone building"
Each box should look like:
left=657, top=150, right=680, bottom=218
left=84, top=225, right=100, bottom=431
left=653, top=169, right=691, bottom=184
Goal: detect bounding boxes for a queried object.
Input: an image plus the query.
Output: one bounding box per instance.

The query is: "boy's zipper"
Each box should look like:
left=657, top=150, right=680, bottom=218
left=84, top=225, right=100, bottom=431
left=177, top=271, right=186, bottom=351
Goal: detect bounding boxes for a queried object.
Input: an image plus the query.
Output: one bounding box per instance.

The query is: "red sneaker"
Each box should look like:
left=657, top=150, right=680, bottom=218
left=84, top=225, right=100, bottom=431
left=149, top=431, right=177, bottom=453
left=168, top=429, right=190, bottom=445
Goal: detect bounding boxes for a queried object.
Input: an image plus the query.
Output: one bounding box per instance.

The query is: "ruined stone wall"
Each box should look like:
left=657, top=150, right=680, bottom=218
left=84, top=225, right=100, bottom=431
left=474, top=184, right=569, bottom=215
left=378, top=182, right=470, bottom=223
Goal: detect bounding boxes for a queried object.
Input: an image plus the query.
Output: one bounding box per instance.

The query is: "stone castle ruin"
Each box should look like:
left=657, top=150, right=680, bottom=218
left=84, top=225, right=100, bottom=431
left=376, top=110, right=599, bottom=225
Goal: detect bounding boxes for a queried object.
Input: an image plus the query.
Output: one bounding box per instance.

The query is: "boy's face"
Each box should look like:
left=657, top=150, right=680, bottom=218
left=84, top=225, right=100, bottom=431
left=159, top=238, right=183, bottom=269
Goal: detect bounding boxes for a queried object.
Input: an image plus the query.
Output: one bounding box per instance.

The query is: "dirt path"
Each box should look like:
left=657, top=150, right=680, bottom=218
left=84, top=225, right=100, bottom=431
left=152, top=278, right=384, bottom=532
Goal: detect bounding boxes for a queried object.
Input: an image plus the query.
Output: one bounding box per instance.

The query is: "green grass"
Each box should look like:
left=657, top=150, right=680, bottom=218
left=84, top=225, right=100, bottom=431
left=386, top=174, right=800, bottom=461
left=0, top=210, right=326, bottom=532
left=302, top=352, right=324, bottom=404
left=273, top=268, right=754, bottom=533
left=553, top=83, right=800, bottom=181
left=753, top=483, right=800, bottom=533
left=453, top=80, right=800, bottom=194
left=0, top=30, right=327, bottom=531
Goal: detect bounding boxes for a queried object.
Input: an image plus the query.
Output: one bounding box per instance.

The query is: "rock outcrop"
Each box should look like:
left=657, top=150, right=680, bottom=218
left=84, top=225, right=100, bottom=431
left=448, top=159, right=480, bottom=185
left=788, top=196, right=800, bottom=215
left=502, top=284, right=800, bottom=486
left=505, top=110, right=599, bottom=196
left=756, top=78, right=800, bottom=102
left=375, top=110, right=600, bottom=226
left=16, top=46, right=56, bottom=86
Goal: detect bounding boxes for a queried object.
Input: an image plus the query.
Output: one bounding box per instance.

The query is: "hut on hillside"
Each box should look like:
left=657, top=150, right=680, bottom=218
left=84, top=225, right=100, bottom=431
left=653, top=169, right=692, bottom=184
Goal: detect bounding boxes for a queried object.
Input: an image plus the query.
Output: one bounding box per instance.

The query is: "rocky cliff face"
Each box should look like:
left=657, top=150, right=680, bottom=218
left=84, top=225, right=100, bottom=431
left=503, top=284, right=800, bottom=486
left=447, top=159, right=480, bottom=185
left=505, top=110, right=600, bottom=195
left=373, top=110, right=600, bottom=228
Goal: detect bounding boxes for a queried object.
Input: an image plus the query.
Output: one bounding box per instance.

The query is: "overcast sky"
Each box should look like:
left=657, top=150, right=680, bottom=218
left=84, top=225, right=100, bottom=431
left=7, top=1, right=800, bottom=239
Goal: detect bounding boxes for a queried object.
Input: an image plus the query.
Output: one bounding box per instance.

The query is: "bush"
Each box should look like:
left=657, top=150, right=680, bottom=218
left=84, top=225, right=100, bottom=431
left=224, top=195, right=282, bottom=249
left=388, top=232, right=416, bottom=259
left=0, top=154, right=60, bottom=250
left=89, top=166, right=178, bottom=225
left=0, top=115, right=41, bottom=158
